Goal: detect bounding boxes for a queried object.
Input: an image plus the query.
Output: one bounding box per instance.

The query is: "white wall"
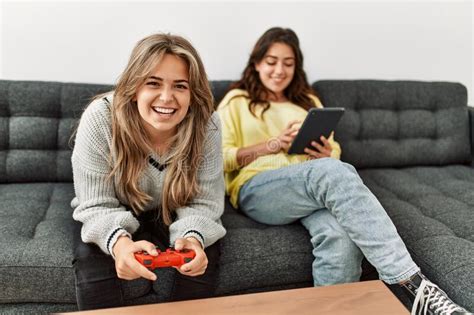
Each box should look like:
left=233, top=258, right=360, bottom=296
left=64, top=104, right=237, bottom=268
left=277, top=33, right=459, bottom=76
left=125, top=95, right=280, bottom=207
left=1, top=0, right=473, bottom=104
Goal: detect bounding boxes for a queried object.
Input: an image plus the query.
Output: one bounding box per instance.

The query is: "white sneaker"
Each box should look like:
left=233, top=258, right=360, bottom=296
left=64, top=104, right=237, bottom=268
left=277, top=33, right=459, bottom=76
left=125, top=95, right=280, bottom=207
left=411, top=278, right=472, bottom=315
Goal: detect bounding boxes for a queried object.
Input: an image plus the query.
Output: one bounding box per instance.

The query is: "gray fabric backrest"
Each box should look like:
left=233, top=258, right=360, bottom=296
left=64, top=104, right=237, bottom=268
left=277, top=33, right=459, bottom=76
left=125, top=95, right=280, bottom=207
left=210, top=80, right=233, bottom=106
left=312, top=80, right=471, bottom=168
left=0, top=80, right=113, bottom=183
left=0, top=79, right=233, bottom=183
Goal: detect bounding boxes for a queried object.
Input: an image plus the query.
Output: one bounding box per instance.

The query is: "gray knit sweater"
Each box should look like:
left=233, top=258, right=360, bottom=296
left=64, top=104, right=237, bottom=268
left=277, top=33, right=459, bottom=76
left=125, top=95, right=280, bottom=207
left=71, top=95, right=226, bottom=256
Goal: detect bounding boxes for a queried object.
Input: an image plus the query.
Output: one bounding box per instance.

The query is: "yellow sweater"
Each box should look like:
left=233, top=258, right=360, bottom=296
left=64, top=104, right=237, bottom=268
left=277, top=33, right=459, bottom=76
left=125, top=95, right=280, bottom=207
left=217, top=89, right=341, bottom=208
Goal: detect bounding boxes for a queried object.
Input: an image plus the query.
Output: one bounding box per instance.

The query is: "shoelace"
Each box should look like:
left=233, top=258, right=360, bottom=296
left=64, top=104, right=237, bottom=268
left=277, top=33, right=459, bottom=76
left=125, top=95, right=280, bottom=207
left=411, top=279, right=464, bottom=315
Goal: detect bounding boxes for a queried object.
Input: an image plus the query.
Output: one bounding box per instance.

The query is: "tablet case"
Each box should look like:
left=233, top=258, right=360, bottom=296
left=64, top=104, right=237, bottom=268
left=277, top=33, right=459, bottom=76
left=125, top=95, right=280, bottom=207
left=287, top=107, right=345, bottom=155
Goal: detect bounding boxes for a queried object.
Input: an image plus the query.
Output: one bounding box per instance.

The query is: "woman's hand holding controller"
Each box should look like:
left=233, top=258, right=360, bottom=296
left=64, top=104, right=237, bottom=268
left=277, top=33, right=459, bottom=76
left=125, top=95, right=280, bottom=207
left=113, top=235, right=158, bottom=281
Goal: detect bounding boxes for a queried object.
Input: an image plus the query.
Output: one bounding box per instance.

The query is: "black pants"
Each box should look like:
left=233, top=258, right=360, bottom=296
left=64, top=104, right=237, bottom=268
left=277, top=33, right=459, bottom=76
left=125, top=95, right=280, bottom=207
left=72, top=211, right=220, bottom=310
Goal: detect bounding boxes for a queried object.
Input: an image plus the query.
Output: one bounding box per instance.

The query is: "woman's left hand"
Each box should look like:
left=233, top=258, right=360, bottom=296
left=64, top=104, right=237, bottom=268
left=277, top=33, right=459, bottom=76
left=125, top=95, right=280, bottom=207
left=174, top=237, right=207, bottom=277
left=304, top=136, right=333, bottom=159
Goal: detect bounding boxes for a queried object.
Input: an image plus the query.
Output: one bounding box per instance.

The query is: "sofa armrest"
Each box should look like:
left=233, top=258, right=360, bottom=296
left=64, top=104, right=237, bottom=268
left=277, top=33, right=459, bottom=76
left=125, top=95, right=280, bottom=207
left=469, top=106, right=474, bottom=165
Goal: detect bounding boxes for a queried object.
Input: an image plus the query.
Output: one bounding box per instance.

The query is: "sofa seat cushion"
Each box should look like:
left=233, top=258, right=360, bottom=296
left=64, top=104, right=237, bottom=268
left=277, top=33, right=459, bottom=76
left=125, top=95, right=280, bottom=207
left=217, top=203, right=314, bottom=295
left=359, top=165, right=474, bottom=310
left=0, top=183, right=77, bottom=303
left=0, top=183, right=185, bottom=305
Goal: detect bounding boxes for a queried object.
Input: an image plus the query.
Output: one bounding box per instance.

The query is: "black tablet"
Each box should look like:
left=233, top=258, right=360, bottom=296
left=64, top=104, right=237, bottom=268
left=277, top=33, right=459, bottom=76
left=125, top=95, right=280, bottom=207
left=287, top=107, right=345, bottom=155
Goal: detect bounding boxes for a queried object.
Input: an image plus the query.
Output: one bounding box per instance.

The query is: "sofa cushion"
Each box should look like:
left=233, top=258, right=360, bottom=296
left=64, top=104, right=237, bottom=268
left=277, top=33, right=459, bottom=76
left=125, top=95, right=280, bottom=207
left=359, top=165, right=474, bottom=310
left=210, top=80, right=233, bottom=106
left=217, top=202, right=314, bottom=295
left=0, top=183, right=181, bottom=304
left=0, top=79, right=237, bottom=305
left=0, top=183, right=314, bottom=303
left=0, top=80, right=112, bottom=183
left=0, top=183, right=76, bottom=303
left=313, top=80, right=471, bottom=168
left=0, top=80, right=233, bottom=184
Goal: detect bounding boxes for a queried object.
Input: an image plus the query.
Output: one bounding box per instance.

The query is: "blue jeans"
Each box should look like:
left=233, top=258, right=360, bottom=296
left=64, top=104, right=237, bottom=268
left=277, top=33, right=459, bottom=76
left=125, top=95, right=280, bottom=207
left=238, top=158, right=420, bottom=286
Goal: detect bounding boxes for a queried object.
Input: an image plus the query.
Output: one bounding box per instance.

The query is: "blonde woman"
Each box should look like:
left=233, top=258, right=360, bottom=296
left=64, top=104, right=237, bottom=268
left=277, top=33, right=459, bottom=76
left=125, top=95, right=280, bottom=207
left=71, top=33, right=226, bottom=310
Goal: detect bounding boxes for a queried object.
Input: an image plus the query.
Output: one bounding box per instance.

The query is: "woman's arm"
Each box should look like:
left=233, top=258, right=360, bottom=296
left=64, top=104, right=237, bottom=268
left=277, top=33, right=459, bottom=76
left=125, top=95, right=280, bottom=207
left=71, top=99, right=140, bottom=257
left=235, top=120, right=301, bottom=167
left=218, top=101, right=242, bottom=172
left=168, top=113, right=227, bottom=249
left=235, top=141, right=274, bottom=167
left=218, top=97, right=301, bottom=169
left=73, top=98, right=167, bottom=281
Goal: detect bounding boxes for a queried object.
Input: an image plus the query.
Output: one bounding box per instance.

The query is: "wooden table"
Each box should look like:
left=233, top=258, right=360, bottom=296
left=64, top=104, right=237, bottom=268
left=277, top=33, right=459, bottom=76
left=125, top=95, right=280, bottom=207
left=59, top=280, right=409, bottom=315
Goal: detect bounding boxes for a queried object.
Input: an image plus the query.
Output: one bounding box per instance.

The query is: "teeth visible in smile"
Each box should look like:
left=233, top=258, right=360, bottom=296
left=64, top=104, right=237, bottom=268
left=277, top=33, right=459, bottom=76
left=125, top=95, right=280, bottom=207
left=153, top=107, right=177, bottom=114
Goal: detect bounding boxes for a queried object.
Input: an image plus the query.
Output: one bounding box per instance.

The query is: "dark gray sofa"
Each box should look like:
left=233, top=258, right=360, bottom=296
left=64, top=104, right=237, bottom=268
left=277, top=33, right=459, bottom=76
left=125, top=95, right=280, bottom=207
left=0, top=79, right=473, bottom=314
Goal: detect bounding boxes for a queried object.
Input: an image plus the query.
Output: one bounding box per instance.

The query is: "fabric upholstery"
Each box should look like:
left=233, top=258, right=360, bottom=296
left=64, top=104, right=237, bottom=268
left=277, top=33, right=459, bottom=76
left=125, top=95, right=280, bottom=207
left=0, top=183, right=76, bottom=303
left=217, top=201, right=313, bottom=295
left=469, top=107, right=474, bottom=160
left=0, top=79, right=231, bottom=184
left=1, top=79, right=473, bottom=313
left=0, top=79, right=233, bottom=306
left=313, top=80, right=471, bottom=168
left=359, top=165, right=474, bottom=310
left=210, top=80, right=233, bottom=106
left=0, top=80, right=112, bottom=183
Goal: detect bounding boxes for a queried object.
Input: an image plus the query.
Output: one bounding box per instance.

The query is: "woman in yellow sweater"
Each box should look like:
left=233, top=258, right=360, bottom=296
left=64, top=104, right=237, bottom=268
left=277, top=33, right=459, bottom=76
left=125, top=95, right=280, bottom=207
left=217, top=27, right=470, bottom=315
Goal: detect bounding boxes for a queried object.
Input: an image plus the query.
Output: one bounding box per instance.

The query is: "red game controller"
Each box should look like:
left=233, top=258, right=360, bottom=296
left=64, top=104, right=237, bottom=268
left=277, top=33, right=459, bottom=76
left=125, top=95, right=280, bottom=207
left=135, top=248, right=196, bottom=269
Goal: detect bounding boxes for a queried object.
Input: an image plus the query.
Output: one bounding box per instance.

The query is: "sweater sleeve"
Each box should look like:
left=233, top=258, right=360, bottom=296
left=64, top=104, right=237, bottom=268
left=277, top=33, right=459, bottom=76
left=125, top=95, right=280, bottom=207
left=328, top=132, right=342, bottom=159
left=217, top=92, right=241, bottom=172
left=71, top=99, right=140, bottom=257
left=169, top=112, right=227, bottom=248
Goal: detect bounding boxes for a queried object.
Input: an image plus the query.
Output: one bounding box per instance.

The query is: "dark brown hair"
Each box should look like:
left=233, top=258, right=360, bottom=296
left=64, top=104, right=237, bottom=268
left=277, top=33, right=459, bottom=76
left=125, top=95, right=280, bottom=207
left=229, top=27, right=317, bottom=117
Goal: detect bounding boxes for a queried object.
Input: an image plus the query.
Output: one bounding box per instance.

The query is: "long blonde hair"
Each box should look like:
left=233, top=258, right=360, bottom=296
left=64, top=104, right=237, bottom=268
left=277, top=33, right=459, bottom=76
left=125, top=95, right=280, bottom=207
left=110, top=33, right=214, bottom=225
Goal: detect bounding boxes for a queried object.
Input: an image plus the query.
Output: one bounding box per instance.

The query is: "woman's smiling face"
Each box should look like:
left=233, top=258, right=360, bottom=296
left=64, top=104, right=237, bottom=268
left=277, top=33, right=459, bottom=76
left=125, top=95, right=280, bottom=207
left=255, top=42, right=296, bottom=102
left=135, top=53, right=191, bottom=143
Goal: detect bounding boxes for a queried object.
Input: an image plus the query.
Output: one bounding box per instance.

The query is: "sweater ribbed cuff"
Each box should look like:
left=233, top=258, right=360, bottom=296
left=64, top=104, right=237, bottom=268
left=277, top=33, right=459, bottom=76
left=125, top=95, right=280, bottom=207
left=183, top=230, right=205, bottom=248
left=106, top=227, right=132, bottom=259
